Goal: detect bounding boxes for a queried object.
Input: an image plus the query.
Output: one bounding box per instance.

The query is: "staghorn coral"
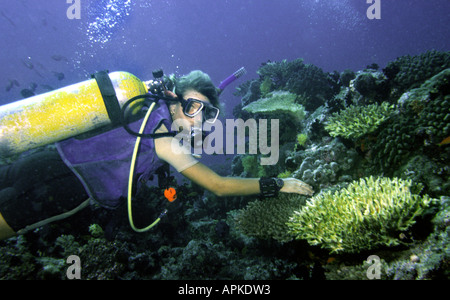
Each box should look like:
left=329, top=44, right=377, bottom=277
left=325, top=102, right=394, bottom=139
left=233, top=194, right=307, bottom=243
left=324, top=196, right=450, bottom=280
left=287, top=176, right=432, bottom=253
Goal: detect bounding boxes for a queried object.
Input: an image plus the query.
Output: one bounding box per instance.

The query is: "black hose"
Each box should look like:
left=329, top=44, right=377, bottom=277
left=121, top=94, right=178, bottom=138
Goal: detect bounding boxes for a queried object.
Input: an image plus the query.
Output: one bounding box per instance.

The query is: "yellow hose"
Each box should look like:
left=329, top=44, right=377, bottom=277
left=127, top=102, right=162, bottom=232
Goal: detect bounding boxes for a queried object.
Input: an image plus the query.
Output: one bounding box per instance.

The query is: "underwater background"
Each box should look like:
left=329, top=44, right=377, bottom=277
left=0, top=0, right=449, bottom=280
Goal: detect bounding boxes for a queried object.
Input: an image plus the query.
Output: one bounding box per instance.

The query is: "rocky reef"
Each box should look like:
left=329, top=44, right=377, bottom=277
left=1, top=50, right=449, bottom=280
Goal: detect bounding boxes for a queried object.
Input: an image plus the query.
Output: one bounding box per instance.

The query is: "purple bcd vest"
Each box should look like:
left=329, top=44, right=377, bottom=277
left=56, top=100, right=173, bottom=208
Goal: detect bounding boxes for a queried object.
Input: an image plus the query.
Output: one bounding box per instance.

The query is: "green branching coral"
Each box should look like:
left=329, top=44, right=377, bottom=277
left=233, top=194, right=307, bottom=243
left=242, top=91, right=306, bottom=123
left=89, top=224, right=104, bottom=238
left=325, top=102, right=394, bottom=139
left=286, top=176, right=432, bottom=253
left=296, top=133, right=308, bottom=146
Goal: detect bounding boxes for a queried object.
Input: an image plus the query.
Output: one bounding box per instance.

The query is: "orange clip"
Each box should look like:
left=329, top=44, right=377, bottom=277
left=164, top=187, right=177, bottom=202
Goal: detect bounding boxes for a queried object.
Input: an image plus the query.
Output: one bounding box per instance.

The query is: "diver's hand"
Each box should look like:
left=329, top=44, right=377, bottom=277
left=280, top=178, right=314, bottom=196
left=164, top=90, right=178, bottom=98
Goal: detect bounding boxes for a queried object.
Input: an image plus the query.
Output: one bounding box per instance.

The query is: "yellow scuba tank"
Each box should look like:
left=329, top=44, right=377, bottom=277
left=0, top=71, right=148, bottom=157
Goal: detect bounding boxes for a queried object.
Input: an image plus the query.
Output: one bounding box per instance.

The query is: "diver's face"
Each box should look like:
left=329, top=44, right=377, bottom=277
left=170, top=90, right=211, bottom=129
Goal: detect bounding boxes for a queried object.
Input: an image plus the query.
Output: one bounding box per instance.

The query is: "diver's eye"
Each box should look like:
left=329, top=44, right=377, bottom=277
left=185, top=101, right=203, bottom=115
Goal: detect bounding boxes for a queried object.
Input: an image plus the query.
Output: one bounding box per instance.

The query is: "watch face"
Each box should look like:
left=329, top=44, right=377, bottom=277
left=275, top=178, right=284, bottom=188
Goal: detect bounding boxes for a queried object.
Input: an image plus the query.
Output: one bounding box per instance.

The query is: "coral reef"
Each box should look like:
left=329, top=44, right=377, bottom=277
left=340, top=69, right=356, bottom=88
left=1, top=51, right=449, bottom=280
left=296, top=133, right=308, bottom=147
left=242, top=91, right=306, bottom=124
left=88, top=223, right=104, bottom=238
left=395, top=155, right=450, bottom=197
left=372, top=114, right=419, bottom=171
left=234, top=79, right=261, bottom=107
left=383, top=196, right=450, bottom=279
left=156, top=238, right=299, bottom=280
left=287, top=138, right=362, bottom=190
left=324, top=196, right=449, bottom=280
left=383, top=50, right=450, bottom=99
left=371, top=68, right=450, bottom=180
left=256, top=58, right=337, bottom=111
left=0, top=236, right=37, bottom=279
left=286, top=177, right=432, bottom=253
left=325, top=102, right=394, bottom=139
left=351, top=70, right=390, bottom=102
left=414, top=69, right=450, bottom=141
left=233, top=194, right=307, bottom=243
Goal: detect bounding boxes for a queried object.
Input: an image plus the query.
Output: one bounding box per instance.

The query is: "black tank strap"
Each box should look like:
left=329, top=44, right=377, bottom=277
left=92, top=71, right=122, bottom=126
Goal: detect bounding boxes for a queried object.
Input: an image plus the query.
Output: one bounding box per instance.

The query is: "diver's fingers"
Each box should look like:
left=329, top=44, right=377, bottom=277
left=296, top=180, right=314, bottom=196
left=164, top=90, right=178, bottom=98
left=281, top=178, right=314, bottom=196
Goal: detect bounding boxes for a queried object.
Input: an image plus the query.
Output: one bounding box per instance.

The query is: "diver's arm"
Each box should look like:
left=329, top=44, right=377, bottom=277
left=154, top=133, right=260, bottom=196
left=181, top=163, right=314, bottom=197
left=181, top=163, right=260, bottom=197
left=154, top=125, right=313, bottom=197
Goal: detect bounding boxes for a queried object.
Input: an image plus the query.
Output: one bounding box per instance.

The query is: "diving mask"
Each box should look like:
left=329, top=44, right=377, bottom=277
left=182, top=98, right=220, bottom=124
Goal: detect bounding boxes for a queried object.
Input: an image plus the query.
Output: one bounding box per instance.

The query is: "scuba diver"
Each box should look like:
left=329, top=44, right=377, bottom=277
left=0, top=69, right=314, bottom=240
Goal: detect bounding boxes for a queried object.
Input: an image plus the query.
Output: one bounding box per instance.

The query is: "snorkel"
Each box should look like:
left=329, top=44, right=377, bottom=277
left=217, top=67, right=247, bottom=95
left=127, top=67, right=247, bottom=233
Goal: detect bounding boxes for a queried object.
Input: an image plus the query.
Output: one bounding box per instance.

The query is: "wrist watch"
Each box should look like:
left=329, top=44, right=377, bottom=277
left=275, top=178, right=285, bottom=189
left=259, top=177, right=284, bottom=198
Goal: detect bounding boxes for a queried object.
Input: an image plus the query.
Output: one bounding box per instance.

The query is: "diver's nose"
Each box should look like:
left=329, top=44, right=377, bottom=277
left=193, top=111, right=204, bottom=126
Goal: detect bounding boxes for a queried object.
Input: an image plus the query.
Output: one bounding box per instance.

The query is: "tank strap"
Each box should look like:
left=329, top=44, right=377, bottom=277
left=92, top=71, right=122, bottom=126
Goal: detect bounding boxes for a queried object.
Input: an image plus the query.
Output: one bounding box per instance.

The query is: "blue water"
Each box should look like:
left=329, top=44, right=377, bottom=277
left=1, top=0, right=448, bottom=116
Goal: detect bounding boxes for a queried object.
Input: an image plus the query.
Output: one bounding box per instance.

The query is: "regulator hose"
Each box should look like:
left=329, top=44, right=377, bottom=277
left=127, top=101, right=163, bottom=232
